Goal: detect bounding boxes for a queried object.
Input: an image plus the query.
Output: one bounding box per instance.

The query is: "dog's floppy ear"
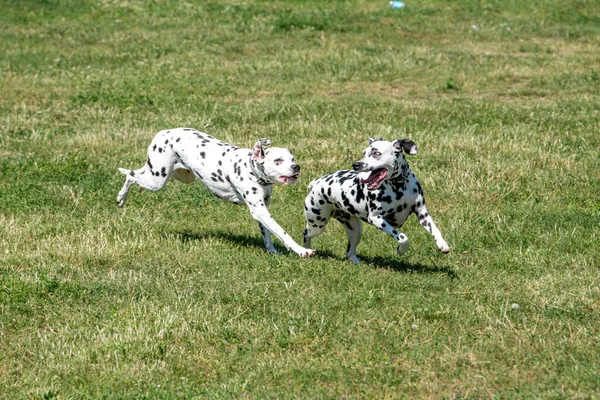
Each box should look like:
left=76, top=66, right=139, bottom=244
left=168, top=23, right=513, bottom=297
left=393, top=139, right=418, bottom=155
left=252, top=138, right=271, bottom=162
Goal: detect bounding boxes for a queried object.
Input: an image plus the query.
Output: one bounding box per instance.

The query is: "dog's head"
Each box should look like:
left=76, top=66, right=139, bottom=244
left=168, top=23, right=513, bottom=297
left=352, top=138, right=418, bottom=190
left=252, top=138, right=301, bottom=184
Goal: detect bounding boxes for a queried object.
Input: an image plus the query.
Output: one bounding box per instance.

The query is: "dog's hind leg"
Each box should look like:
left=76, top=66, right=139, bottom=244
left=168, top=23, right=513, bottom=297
left=336, top=213, right=363, bottom=264
left=302, top=203, right=333, bottom=249
left=116, top=149, right=175, bottom=207
left=258, top=222, right=278, bottom=254
left=116, top=166, right=150, bottom=207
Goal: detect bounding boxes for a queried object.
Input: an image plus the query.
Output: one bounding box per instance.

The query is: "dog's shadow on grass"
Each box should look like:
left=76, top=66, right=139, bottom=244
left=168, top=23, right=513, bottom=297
left=356, top=254, right=458, bottom=279
left=169, top=230, right=457, bottom=279
left=171, top=229, right=268, bottom=250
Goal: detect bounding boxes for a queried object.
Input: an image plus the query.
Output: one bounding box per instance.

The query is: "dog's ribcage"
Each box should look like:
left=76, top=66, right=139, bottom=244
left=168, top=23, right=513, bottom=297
left=150, top=129, right=254, bottom=204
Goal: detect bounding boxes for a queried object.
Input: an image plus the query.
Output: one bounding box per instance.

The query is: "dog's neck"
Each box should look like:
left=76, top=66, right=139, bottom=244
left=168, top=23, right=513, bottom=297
left=389, top=155, right=410, bottom=186
left=250, top=157, right=273, bottom=186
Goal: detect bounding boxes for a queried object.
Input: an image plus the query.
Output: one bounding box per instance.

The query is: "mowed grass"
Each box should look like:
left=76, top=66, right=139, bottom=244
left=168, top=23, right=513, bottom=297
left=1, top=0, right=600, bottom=398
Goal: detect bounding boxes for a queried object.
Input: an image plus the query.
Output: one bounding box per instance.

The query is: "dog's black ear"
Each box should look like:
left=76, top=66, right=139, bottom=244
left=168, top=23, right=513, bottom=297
left=393, top=139, right=418, bottom=155
left=368, top=137, right=384, bottom=145
left=252, top=138, right=271, bottom=162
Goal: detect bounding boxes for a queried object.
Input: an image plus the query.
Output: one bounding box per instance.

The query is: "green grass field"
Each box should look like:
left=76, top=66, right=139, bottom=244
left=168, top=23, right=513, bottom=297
left=1, top=0, right=600, bottom=398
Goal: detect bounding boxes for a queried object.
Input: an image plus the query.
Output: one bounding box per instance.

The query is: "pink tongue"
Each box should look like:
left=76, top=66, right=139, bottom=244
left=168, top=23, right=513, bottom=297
left=360, top=169, right=387, bottom=186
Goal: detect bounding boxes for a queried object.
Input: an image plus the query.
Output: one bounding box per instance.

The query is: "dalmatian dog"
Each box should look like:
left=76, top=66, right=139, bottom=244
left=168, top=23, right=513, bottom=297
left=116, top=128, right=315, bottom=257
left=303, top=138, right=450, bottom=264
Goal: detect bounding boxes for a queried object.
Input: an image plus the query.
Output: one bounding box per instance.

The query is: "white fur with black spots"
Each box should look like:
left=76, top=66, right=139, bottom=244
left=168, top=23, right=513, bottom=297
left=303, top=138, right=449, bottom=264
left=117, top=128, right=315, bottom=257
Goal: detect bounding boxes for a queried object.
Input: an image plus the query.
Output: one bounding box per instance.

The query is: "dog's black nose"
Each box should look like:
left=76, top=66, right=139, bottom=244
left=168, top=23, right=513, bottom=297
left=292, top=164, right=300, bottom=173
left=352, top=162, right=363, bottom=171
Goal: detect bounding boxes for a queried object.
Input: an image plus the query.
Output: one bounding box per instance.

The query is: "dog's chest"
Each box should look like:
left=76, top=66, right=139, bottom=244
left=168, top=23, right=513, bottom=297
left=376, top=179, right=421, bottom=227
left=333, top=175, right=421, bottom=227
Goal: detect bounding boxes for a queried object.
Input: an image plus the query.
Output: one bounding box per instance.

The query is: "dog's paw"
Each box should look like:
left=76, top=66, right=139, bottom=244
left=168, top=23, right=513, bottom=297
left=396, top=241, right=410, bottom=255
left=266, top=247, right=279, bottom=255
left=348, top=255, right=360, bottom=265
left=439, top=244, right=451, bottom=253
left=299, top=248, right=315, bottom=258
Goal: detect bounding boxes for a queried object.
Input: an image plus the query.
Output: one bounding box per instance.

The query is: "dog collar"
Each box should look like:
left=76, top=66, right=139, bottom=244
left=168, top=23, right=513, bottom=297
left=389, top=170, right=409, bottom=190
left=250, top=158, right=273, bottom=186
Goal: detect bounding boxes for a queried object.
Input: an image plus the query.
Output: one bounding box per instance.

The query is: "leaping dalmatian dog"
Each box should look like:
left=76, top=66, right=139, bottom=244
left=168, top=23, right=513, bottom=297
left=117, top=128, right=315, bottom=257
left=302, top=138, right=450, bottom=264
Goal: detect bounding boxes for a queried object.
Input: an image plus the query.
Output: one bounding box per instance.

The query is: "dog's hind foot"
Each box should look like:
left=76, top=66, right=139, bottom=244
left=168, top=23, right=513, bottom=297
left=347, top=254, right=360, bottom=265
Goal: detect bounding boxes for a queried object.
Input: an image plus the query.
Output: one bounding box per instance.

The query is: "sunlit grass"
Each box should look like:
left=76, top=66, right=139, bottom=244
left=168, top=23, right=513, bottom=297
left=1, top=0, right=599, bottom=398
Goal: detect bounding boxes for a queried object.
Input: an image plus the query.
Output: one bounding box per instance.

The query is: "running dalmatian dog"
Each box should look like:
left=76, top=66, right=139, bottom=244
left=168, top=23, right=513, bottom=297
left=117, top=128, right=315, bottom=257
left=303, top=138, right=450, bottom=264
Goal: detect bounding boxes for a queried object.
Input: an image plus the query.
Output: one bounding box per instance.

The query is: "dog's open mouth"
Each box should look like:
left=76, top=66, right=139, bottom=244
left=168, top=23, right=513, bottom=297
left=359, top=168, right=388, bottom=190
left=279, top=174, right=299, bottom=184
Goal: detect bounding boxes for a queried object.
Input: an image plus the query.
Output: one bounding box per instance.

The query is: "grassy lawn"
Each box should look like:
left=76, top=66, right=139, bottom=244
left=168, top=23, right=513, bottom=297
left=1, top=0, right=599, bottom=398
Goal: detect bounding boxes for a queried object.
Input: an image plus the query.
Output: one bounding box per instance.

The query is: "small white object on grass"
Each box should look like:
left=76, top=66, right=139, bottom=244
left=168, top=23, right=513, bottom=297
left=389, top=1, right=405, bottom=9
left=511, top=303, right=520, bottom=310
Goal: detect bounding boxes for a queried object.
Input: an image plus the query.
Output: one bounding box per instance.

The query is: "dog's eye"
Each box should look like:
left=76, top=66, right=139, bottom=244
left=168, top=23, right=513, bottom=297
left=274, top=158, right=283, bottom=165
left=373, top=151, right=381, bottom=158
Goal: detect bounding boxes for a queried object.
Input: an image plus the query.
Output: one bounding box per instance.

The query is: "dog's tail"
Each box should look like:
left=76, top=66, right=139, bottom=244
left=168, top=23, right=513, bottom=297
left=118, top=168, right=133, bottom=176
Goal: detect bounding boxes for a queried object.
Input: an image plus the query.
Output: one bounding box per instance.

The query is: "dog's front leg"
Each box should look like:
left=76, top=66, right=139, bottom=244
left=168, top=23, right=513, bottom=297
left=249, top=206, right=315, bottom=257
left=368, top=214, right=411, bottom=255
left=415, top=204, right=450, bottom=253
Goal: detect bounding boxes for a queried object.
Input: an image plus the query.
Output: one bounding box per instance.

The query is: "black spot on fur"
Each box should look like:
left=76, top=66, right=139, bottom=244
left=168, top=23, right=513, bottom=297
left=355, top=188, right=365, bottom=203
left=161, top=167, right=166, bottom=177
left=176, top=137, right=181, bottom=142
left=200, top=152, right=206, bottom=159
